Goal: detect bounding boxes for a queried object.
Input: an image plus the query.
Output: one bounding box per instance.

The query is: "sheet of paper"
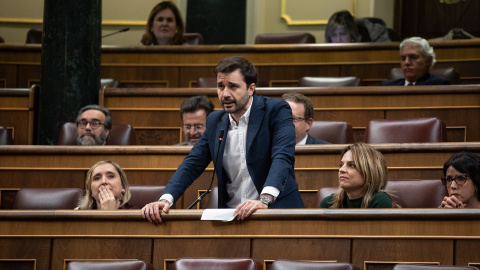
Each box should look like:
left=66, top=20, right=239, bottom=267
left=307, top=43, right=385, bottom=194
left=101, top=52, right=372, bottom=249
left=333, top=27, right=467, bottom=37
left=201, top=209, right=237, bottom=222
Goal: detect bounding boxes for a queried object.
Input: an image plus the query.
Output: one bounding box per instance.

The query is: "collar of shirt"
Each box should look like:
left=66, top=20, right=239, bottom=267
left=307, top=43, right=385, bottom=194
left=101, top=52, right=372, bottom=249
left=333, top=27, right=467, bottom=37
left=296, top=134, right=308, bottom=145
left=405, top=80, right=416, bottom=86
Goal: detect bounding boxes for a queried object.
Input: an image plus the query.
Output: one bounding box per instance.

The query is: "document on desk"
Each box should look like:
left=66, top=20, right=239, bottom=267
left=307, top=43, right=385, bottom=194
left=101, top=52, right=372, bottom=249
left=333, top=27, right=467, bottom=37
left=201, top=209, right=237, bottom=222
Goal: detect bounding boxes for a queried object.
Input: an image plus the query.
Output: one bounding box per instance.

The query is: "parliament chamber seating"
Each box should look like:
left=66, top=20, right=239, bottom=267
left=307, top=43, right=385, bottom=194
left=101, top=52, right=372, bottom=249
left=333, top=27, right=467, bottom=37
left=364, top=117, right=447, bottom=143
left=171, top=258, right=262, bottom=270
left=183, top=33, right=204, bottom=45
left=66, top=260, right=154, bottom=270
left=101, top=78, right=120, bottom=88
left=0, top=126, right=13, bottom=145
left=309, top=121, right=354, bottom=144
left=271, top=260, right=360, bottom=270
left=298, top=76, right=362, bottom=87
left=315, top=180, right=447, bottom=208
left=254, top=32, right=316, bottom=44
left=25, top=28, right=42, bottom=44
left=13, top=188, right=82, bottom=210
left=393, top=265, right=479, bottom=270
left=129, top=185, right=169, bottom=209
left=385, top=180, right=447, bottom=208
left=315, top=187, right=338, bottom=208
left=58, top=122, right=137, bottom=145
left=197, top=77, right=217, bottom=88
left=389, top=67, right=461, bottom=84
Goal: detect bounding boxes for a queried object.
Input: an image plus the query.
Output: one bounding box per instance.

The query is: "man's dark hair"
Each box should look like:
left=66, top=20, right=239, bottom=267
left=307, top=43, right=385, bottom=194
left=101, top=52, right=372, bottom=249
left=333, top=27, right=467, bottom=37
left=282, top=92, right=314, bottom=120
left=179, top=95, right=214, bottom=120
left=76, top=104, right=112, bottom=130
left=214, top=56, right=258, bottom=87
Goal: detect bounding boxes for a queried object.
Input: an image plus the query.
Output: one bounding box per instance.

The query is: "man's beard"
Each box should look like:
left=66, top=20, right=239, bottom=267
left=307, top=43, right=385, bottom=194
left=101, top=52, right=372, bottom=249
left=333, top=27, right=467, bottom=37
left=77, top=131, right=107, bottom=145
left=221, top=90, right=250, bottom=114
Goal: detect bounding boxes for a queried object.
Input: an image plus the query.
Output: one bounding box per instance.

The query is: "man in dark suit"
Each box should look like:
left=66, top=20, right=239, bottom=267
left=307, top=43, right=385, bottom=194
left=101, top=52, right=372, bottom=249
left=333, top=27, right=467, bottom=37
left=381, top=37, right=450, bottom=86
left=142, top=56, right=304, bottom=223
left=175, top=95, right=214, bottom=146
left=282, top=92, right=330, bottom=145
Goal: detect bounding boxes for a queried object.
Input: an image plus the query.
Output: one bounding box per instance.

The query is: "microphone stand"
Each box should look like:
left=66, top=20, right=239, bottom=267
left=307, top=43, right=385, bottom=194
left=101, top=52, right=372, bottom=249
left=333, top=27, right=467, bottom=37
left=187, top=130, right=224, bottom=209
left=102, top=27, right=130, bottom=39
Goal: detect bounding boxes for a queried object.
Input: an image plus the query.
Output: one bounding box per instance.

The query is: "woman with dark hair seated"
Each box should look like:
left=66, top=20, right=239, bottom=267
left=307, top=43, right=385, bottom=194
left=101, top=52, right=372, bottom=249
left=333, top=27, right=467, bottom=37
left=141, top=1, right=185, bottom=45
left=76, top=160, right=132, bottom=210
left=441, top=152, right=480, bottom=208
left=320, top=142, right=399, bottom=208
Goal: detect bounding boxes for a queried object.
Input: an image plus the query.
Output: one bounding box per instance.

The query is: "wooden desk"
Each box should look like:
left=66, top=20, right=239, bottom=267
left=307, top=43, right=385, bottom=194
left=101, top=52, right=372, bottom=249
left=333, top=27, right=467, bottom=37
left=0, top=85, right=37, bottom=145
left=1, top=40, right=480, bottom=88
left=1, top=143, right=479, bottom=209
left=99, top=85, right=480, bottom=144
left=1, top=209, right=480, bottom=270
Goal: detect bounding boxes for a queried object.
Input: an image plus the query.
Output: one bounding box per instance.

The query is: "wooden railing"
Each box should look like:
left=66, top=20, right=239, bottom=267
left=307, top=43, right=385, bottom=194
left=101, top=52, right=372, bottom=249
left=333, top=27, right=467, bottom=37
left=99, top=85, right=480, bottom=144
left=1, top=209, right=480, bottom=270
left=1, top=143, right=479, bottom=209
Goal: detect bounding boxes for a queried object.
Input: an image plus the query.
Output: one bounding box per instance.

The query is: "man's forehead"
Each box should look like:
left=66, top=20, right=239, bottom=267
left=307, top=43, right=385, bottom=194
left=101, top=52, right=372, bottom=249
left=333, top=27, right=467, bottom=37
left=80, top=109, right=105, bottom=120
left=217, top=70, right=244, bottom=83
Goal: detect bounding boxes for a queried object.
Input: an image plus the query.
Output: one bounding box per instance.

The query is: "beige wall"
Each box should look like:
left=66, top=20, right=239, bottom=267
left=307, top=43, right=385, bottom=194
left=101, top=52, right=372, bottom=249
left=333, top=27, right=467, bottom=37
left=0, top=0, right=393, bottom=46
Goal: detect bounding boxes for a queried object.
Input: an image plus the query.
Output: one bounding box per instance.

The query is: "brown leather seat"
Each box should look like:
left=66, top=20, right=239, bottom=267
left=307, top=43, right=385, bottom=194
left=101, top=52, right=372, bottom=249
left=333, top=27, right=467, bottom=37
left=183, top=33, right=204, bottom=45
left=0, top=126, right=14, bottom=145
left=197, top=77, right=217, bottom=88
left=309, top=121, right=354, bottom=144
left=13, top=188, right=83, bottom=209
left=271, top=260, right=360, bottom=270
left=255, top=33, right=316, bottom=44
left=171, top=258, right=262, bottom=270
left=386, top=180, right=447, bottom=208
left=389, top=67, right=460, bottom=84
left=58, top=122, right=136, bottom=145
left=393, top=265, right=479, bottom=270
left=26, top=28, right=43, bottom=44
left=129, top=185, right=175, bottom=209
left=298, top=76, right=362, bottom=87
left=66, top=260, right=154, bottom=270
left=315, top=187, right=338, bottom=208
left=364, top=117, right=447, bottom=143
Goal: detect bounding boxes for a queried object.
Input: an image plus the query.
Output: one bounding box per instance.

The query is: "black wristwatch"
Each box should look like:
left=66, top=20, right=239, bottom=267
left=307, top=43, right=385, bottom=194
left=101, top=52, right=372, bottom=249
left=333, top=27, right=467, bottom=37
left=260, top=196, right=272, bottom=206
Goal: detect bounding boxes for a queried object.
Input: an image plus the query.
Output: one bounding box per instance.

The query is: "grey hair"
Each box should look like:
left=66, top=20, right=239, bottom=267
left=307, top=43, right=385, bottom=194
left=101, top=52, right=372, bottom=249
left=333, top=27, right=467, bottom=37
left=400, top=37, right=436, bottom=70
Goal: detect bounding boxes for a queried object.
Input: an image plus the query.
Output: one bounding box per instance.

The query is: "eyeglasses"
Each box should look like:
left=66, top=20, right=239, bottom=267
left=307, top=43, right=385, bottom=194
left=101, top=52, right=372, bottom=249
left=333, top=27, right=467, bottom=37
left=292, top=117, right=306, bottom=122
left=441, top=174, right=469, bottom=186
left=77, top=119, right=105, bottom=129
left=183, top=124, right=205, bottom=131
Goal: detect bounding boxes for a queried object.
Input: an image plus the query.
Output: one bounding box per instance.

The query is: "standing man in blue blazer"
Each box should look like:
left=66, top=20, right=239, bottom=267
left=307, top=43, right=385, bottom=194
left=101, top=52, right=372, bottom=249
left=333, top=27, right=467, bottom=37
left=381, top=37, right=450, bottom=86
left=142, top=56, right=304, bottom=223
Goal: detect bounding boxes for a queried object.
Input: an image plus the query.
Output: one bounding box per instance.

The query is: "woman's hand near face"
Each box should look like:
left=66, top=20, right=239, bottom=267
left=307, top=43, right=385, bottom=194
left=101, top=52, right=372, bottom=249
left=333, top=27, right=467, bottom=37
left=98, top=186, right=119, bottom=210
left=441, top=195, right=465, bottom=208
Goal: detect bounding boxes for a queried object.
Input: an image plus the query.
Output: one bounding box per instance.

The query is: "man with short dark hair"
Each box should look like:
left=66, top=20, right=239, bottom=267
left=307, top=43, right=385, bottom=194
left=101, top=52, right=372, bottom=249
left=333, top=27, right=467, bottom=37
left=282, top=92, right=330, bottom=145
left=176, top=95, right=214, bottom=146
left=142, top=56, right=305, bottom=223
left=76, top=104, right=112, bottom=145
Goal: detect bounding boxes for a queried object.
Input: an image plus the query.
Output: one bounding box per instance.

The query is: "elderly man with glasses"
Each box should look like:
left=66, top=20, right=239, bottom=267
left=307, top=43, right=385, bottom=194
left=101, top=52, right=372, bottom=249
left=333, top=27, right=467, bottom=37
left=176, top=95, right=214, bottom=146
left=76, top=104, right=112, bottom=145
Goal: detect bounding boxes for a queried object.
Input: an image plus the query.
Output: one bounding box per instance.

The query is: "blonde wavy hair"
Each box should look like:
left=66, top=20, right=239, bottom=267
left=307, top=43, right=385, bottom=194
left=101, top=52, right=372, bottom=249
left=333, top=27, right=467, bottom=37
left=330, top=143, right=399, bottom=208
left=77, top=160, right=131, bottom=210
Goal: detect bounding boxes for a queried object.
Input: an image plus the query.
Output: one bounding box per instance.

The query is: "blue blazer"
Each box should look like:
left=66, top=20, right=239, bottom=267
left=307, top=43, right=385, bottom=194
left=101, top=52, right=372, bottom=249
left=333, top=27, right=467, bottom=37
left=381, top=73, right=451, bottom=86
left=306, top=135, right=331, bottom=144
left=163, top=95, right=305, bottom=209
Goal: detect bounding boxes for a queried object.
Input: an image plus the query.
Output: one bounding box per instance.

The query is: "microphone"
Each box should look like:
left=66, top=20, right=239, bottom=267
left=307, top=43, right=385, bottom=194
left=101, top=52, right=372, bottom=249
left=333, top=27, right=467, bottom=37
left=187, top=129, right=224, bottom=209
left=102, top=28, right=130, bottom=39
